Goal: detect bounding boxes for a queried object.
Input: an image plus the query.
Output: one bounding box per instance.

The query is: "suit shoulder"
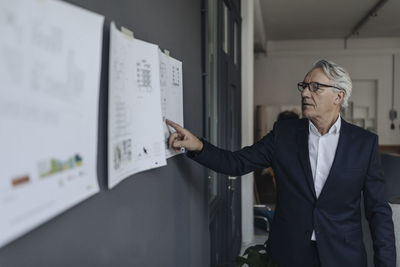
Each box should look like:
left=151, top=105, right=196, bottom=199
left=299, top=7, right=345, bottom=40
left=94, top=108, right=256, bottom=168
left=344, top=120, right=377, bottom=141
left=273, top=119, right=306, bottom=140
left=275, top=118, right=307, bottom=130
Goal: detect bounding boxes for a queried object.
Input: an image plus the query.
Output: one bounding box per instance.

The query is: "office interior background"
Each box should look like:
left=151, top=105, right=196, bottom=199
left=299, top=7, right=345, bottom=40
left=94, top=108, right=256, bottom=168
left=0, top=0, right=399, bottom=266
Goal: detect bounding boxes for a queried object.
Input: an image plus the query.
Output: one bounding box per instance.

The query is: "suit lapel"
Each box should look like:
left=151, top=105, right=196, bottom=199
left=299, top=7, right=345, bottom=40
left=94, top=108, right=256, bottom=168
left=318, top=118, right=353, bottom=199
left=296, top=119, right=317, bottom=200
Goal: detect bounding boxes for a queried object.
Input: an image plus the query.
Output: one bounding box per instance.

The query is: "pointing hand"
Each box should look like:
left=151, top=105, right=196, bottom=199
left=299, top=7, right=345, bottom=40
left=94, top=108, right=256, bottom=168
left=165, top=119, right=203, bottom=152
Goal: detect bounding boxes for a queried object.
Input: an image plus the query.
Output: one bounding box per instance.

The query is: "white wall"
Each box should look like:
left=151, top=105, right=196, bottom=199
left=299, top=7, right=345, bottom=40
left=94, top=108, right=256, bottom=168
left=241, top=0, right=255, bottom=245
left=254, top=38, right=400, bottom=144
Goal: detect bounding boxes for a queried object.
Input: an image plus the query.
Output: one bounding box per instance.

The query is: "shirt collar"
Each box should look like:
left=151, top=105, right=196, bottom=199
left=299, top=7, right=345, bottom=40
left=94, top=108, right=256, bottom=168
left=309, top=114, right=341, bottom=136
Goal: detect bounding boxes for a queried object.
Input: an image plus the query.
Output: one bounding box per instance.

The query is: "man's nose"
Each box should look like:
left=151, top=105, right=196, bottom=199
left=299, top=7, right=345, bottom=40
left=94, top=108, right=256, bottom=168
left=301, top=86, right=311, bottom=98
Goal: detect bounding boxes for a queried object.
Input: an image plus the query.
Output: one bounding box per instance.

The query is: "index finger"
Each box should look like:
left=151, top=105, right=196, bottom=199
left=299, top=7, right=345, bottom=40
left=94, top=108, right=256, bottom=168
left=166, top=119, right=185, bottom=133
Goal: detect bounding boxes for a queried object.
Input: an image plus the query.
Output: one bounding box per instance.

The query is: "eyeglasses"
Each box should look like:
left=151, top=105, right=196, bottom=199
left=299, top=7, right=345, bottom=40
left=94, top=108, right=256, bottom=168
left=297, top=82, right=342, bottom=93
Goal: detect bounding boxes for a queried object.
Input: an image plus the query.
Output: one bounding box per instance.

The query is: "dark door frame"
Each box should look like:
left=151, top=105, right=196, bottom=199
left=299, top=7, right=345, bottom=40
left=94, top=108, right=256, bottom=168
left=202, top=0, right=242, bottom=265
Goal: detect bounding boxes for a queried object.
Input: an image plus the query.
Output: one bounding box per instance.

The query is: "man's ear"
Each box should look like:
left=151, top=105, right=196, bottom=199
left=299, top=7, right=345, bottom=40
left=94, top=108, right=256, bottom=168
left=335, top=90, right=346, bottom=105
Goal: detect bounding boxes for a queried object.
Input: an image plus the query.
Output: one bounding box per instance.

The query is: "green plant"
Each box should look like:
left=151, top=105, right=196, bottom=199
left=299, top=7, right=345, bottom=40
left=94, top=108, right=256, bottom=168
left=235, top=241, right=277, bottom=267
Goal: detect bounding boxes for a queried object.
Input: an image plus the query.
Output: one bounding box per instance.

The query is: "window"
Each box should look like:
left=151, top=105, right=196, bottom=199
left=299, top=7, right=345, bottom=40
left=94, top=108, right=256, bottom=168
left=207, top=0, right=218, bottom=202
left=222, top=2, right=229, bottom=54
left=234, top=21, right=238, bottom=65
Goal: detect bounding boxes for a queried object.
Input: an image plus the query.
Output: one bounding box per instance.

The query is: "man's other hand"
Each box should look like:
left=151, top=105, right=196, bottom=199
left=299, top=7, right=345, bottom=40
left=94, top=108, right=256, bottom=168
left=166, top=119, right=203, bottom=152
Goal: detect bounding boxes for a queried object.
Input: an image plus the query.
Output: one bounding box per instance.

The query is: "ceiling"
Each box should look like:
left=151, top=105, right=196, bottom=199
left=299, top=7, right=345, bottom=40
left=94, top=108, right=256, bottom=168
left=258, top=0, right=400, bottom=41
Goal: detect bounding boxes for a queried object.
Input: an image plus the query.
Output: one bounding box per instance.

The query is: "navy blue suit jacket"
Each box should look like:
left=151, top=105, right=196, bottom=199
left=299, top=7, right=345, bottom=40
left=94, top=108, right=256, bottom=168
left=188, top=118, right=396, bottom=267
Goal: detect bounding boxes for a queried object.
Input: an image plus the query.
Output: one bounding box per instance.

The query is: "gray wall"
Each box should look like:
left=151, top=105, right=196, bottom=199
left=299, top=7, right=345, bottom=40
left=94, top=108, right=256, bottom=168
left=0, top=0, right=209, bottom=266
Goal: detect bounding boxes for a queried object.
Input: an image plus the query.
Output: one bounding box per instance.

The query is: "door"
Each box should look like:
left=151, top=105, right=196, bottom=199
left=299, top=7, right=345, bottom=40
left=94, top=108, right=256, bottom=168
left=223, top=0, right=242, bottom=259
left=202, top=0, right=242, bottom=265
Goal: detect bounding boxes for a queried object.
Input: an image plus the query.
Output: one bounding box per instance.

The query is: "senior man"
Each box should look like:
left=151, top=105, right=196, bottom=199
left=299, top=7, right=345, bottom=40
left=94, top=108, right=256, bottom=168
left=167, top=59, right=396, bottom=267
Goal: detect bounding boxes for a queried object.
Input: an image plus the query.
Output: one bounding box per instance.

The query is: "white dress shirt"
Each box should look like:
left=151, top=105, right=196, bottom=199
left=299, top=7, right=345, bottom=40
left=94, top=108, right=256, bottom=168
left=309, top=115, right=341, bottom=240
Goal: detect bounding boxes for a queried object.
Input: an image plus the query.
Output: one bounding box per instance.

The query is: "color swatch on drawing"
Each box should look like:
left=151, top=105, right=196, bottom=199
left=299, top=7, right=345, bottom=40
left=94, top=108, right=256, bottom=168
left=38, top=154, right=83, bottom=178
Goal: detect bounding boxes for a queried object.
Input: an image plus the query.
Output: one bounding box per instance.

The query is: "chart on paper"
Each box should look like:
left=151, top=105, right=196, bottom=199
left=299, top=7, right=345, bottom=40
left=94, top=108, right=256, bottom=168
left=159, top=49, right=184, bottom=159
left=108, top=22, right=166, bottom=188
left=0, top=0, right=104, bottom=248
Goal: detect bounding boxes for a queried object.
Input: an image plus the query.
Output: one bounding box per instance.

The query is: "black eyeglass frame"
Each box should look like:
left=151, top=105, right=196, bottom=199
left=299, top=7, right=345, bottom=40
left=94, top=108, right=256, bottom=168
left=297, top=81, right=342, bottom=93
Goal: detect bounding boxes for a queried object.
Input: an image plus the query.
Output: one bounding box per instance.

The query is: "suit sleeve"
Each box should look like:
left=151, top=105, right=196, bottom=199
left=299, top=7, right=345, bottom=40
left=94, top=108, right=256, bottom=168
left=186, top=124, right=276, bottom=177
left=363, top=135, right=396, bottom=267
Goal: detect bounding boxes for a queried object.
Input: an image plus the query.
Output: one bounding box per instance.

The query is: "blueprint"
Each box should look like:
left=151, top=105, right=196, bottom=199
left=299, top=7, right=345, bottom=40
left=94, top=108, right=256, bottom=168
left=0, top=0, right=103, bottom=247
left=158, top=50, right=184, bottom=159
left=108, top=22, right=167, bottom=188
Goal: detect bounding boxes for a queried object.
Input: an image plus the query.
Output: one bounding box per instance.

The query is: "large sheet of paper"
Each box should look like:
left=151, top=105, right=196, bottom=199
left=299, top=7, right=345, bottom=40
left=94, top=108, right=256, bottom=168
left=108, top=22, right=166, bottom=188
left=159, top=50, right=184, bottom=158
left=0, top=0, right=104, bottom=247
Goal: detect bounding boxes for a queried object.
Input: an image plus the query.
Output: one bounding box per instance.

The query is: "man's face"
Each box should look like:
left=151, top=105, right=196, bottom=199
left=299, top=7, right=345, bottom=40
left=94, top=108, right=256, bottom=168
left=301, top=68, right=339, bottom=121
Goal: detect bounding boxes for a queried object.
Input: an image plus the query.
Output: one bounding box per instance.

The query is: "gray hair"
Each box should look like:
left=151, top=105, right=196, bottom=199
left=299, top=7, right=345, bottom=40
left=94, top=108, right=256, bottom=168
left=311, top=59, right=352, bottom=108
